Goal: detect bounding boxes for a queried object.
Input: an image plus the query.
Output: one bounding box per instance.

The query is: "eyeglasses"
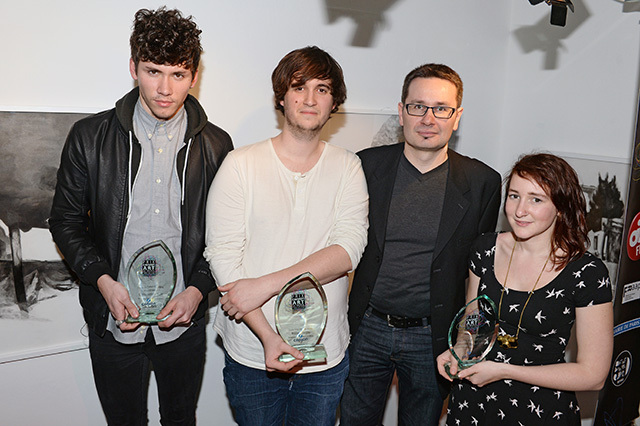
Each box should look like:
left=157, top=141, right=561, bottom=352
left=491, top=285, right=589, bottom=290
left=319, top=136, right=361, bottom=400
left=405, top=103, right=456, bottom=119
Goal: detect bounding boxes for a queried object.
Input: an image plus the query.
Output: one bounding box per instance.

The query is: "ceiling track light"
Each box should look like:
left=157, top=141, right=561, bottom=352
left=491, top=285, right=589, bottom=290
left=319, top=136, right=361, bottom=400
left=528, top=0, right=574, bottom=26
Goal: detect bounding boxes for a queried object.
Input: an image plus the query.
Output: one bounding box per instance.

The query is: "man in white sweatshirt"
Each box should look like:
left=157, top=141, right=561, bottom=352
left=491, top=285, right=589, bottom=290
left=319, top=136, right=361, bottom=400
left=205, top=46, right=368, bottom=425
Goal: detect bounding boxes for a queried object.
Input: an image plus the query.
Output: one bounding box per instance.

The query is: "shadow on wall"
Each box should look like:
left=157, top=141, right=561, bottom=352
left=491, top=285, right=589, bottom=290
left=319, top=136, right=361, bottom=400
left=323, top=0, right=400, bottom=47
left=513, top=0, right=590, bottom=70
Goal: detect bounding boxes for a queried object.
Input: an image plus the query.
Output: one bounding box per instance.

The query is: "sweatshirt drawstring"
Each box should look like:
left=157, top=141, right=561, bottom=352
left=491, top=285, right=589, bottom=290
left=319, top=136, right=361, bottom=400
left=181, top=138, right=193, bottom=205
left=127, top=131, right=134, bottom=220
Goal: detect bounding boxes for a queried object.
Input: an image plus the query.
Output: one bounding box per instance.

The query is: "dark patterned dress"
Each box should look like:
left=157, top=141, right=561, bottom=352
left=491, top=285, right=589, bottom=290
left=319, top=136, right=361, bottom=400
left=446, top=233, right=612, bottom=426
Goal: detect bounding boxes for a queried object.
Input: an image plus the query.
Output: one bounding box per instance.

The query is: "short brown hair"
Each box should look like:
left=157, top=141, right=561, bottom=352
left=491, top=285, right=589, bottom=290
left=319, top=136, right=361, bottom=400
left=401, top=63, right=463, bottom=107
left=271, top=46, right=347, bottom=114
left=130, top=7, right=202, bottom=75
left=506, top=153, right=589, bottom=268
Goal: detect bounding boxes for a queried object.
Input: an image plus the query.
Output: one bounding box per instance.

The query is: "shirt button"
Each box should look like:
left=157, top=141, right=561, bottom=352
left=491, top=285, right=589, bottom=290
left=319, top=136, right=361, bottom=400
left=158, top=148, right=163, bottom=154
left=154, top=208, right=160, bottom=214
left=156, top=178, right=162, bottom=184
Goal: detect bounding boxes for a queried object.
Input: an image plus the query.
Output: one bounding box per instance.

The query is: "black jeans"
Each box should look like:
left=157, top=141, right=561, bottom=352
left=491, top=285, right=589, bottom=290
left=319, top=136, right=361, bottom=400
left=88, top=323, right=206, bottom=426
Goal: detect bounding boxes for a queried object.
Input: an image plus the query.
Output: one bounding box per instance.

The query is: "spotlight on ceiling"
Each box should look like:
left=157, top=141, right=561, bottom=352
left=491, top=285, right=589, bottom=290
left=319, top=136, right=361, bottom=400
left=528, top=0, right=574, bottom=27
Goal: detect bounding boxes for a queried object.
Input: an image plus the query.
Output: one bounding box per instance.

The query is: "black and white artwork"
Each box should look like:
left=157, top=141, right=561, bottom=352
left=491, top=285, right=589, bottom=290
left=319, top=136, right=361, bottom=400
left=321, top=110, right=399, bottom=153
left=0, top=111, right=89, bottom=363
left=558, top=152, right=631, bottom=294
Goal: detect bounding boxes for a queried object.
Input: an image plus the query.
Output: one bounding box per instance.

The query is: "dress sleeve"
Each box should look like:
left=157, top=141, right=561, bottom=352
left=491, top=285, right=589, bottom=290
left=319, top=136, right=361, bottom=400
left=468, top=232, right=497, bottom=278
left=571, top=254, right=613, bottom=307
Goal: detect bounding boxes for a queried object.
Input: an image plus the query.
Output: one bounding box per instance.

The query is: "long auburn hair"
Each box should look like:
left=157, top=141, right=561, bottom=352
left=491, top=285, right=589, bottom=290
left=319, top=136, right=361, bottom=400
left=506, top=153, right=589, bottom=268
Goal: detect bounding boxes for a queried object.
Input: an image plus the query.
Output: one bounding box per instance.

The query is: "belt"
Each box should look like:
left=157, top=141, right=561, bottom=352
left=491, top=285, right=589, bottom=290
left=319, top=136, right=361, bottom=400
left=370, top=307, right=430, bottom=328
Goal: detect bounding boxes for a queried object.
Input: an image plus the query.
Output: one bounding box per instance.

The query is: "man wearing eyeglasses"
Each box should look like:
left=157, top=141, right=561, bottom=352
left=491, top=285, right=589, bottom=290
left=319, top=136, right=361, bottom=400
left=341, top=64, right=501, bottom=426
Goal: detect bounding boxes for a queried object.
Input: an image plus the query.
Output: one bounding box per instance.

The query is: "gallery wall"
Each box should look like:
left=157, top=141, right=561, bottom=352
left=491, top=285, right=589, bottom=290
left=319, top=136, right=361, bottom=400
left=2, top=0, right=511, bottom=162
left=500, top=0, right=640, bottom=169
left=1, top=0, right=638, bottom=425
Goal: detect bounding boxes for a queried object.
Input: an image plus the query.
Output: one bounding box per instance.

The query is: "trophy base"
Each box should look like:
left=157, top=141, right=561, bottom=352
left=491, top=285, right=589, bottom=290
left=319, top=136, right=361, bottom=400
left=125, top=313, right=171, bottom=324
left=445, top=360, right=480, bottom=380
left=278, top=344, right=327, bottom=362
left=444, top=362, right=461, bottom=380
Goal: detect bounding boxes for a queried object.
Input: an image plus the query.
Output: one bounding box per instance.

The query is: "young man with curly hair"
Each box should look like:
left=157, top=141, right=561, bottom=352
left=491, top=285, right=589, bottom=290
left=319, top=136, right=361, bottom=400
left=49, top=8, right=233, bottom=425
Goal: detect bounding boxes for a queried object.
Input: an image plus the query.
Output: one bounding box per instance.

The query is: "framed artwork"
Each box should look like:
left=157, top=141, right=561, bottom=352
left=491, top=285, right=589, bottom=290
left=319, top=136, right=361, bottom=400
left=0, top=107, right=399, bottom=363
left=554, top=151, right=632, bottom=294
left=0, top=111, right=89, bottom=363
left=321, top=108, right=400, bottom=153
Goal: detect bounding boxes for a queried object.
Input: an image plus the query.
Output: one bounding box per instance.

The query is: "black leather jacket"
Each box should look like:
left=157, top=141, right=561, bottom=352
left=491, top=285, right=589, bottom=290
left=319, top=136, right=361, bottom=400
left=49, top=87, right=233, bottom=336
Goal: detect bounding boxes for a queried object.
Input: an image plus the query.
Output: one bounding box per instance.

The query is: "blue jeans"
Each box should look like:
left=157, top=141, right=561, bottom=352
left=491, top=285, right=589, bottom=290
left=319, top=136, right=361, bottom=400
left=88, top=324, right=206, bottom=426
left=340, top=308, right=443, bottom=426
left=223, top=350, right=349, bottom=426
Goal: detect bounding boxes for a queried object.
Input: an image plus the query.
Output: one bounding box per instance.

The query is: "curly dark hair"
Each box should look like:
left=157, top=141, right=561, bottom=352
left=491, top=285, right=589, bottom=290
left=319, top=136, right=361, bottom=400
left=506, top=153, right=589, bottom=268
left=401, top=63, right=463, bottom=107
left=130, top=7, right=202, bottom=76
left=272, top=46, right=346, bottom=115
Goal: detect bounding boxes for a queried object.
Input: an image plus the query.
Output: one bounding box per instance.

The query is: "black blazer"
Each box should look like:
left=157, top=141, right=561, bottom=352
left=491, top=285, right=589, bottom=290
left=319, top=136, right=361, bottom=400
left=348, top=143, right=501, bottom=397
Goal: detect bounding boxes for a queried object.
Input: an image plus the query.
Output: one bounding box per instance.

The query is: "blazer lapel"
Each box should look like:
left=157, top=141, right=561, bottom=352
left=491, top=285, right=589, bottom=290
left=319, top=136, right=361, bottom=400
left=433, top=151, right=470, bottom=260
left=369, top=146, right=403, bottom=253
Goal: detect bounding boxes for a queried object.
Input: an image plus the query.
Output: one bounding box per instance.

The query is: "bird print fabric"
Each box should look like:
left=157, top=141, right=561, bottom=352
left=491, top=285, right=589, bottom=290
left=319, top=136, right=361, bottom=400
left=446, top=233, right=612, bottom=425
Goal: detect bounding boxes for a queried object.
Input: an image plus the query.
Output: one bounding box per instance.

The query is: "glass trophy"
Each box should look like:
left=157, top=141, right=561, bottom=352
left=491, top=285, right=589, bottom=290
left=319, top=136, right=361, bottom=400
left=444, top=294, right=498, bottom=379
left=274, top=272, right=328, bottom=362
left=122, top=240, right=177, bottom=324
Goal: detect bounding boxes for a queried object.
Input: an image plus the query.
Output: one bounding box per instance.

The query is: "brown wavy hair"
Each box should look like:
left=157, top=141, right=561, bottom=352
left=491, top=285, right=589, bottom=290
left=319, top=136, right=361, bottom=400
left=401, top=63, right=463, bottom=107
left=506, top=153, right=589, bottom=268
left=130, top=7, right=202, bottom=76
left=271, top=46, right=346, bottom=115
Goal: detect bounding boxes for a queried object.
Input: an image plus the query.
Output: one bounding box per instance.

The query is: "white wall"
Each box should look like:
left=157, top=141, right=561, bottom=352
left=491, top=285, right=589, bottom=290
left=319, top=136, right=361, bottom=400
left=1, top=0, right=638, bottom=425
left=2, top=0, right=510, bottom=158
left=499, top=0, right=640, bottom=171
left=1, top=311, right=234, bottom=426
